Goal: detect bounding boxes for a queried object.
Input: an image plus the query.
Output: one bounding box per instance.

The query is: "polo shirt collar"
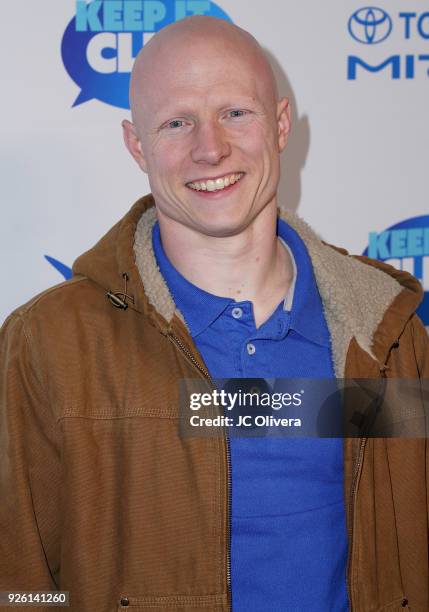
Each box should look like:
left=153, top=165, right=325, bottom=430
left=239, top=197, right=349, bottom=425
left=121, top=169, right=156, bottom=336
left=152, top=218, right=330, bottom=348
left=277, top=218, right=330, bottom=347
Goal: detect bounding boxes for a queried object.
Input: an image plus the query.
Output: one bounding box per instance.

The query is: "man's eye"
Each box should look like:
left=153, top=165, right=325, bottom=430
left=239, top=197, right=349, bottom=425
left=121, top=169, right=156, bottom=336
left=229, top=110, right=247, bottom=118
left=167, top=120, right=184, bottom=129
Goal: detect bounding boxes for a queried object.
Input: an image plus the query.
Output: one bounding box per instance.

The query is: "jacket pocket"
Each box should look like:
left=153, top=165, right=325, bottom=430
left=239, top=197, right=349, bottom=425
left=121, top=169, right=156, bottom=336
left=117, top=593, right=228, bottom=611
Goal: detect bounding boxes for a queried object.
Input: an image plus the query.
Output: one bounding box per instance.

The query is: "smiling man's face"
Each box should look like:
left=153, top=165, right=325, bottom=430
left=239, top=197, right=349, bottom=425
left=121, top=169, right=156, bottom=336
left=123, top=18, right=290, bottom=238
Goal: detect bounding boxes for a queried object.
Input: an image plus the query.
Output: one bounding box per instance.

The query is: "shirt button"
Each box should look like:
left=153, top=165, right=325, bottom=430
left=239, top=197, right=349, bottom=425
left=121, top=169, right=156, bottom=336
left=247, top=343, right=256, bottom=355
left=120, top=597, right=129, bottom=607
left=232, top=307, right=243, bottom=319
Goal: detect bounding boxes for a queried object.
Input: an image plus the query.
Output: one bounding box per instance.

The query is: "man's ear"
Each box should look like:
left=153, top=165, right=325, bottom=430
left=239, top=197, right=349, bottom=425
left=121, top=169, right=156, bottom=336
left=122, top=120, right=148, bottom=173
left=277, top=97, right=291, bottom=152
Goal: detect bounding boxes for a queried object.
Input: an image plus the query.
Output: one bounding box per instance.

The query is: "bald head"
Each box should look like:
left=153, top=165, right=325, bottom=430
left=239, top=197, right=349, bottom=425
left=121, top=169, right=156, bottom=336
left=122, top=15, right=291, bottom=243
left=129, top=16, right=278, bottom=129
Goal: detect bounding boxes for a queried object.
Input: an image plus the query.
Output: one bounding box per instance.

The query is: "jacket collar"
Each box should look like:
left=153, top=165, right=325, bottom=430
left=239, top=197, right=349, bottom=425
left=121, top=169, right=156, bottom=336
left=73, top=194, right=423, bottom=377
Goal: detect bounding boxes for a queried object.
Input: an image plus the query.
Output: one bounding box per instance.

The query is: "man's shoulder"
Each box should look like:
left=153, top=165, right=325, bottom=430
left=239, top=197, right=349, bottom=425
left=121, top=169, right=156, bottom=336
left=281, top=208, right=421, bottom=301
left=1, top=275, right=111, bottom=348
left=5, top=275, right=99, bottom=323
left=324, top=240, right=422, bottom=298
left=10, top=276, right=87, bottom=313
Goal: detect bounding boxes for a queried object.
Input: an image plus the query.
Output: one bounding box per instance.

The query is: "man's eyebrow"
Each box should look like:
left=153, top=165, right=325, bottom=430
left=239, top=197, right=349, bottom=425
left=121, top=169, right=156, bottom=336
left=152, top=97, right=260, bottom=122
left=153, top=107, right=195, bottom=122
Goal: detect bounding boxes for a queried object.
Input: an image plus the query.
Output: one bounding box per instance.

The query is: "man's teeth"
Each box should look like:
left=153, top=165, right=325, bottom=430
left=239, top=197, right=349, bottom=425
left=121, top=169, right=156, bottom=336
left=188, top=173, right=244, bottom=192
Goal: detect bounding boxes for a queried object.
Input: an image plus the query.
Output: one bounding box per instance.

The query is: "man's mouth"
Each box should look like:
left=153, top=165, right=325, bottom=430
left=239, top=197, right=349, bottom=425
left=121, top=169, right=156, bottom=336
left=186, top=172, right=245, bottom=192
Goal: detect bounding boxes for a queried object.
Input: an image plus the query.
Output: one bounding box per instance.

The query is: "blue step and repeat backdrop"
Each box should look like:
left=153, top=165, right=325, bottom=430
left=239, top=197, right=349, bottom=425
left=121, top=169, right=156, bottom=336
left=1, top=1, right=428, bottom=327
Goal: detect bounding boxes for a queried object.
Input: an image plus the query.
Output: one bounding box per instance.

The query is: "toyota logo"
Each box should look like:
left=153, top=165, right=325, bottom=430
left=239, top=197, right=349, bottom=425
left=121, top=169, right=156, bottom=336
left=348, top=7, right=393, bottom=44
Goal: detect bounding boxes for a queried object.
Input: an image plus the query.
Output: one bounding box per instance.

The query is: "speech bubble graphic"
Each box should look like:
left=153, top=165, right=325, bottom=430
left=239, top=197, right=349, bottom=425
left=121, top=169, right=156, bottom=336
left=363, top=215, right=429, bottom=325
left=61, top=0, right=233, bottom=109
left=45, top=255, right=72, bottom=280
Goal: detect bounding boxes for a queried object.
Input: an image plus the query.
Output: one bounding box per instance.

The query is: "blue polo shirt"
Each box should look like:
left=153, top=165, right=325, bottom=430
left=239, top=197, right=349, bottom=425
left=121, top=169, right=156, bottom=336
left=152, top=219, right=349, bottom=611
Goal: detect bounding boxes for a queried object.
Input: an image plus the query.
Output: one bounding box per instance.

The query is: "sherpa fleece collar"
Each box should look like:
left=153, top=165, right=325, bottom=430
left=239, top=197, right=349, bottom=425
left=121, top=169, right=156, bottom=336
left=132, top=198, right=407, bottom=377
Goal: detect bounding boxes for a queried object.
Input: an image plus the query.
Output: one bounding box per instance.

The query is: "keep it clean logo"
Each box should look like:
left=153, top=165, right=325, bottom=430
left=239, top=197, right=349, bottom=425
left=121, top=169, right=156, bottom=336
left=62, top=0, right=232, bottom=109
left=363, top=216, right=429, bottom=326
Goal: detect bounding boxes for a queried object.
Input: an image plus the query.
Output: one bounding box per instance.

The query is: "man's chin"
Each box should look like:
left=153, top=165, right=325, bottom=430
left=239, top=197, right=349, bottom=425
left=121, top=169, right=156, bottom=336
left=187, top=214, right=253, bottom=239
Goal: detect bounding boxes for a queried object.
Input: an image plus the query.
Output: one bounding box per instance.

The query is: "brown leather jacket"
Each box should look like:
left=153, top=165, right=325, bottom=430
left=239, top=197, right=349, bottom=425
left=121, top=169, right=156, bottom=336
left=1, top=195, right=428, bottom=612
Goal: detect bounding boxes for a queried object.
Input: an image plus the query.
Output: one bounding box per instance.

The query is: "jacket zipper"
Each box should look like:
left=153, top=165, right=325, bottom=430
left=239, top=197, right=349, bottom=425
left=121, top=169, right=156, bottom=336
left=346, top=436, right=367, bottom=610
left=346, top=351, right=395, bottom=611
left=167, top=332, right=232, bottom=611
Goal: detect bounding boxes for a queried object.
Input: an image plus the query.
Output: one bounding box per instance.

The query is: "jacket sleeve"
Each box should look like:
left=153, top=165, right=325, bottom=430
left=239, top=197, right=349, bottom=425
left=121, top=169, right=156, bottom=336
left=410, top=314, right=429, bottom=378
left=0, top=313, right=61, bottom=591
left=409, top=315, right=429, bottom=541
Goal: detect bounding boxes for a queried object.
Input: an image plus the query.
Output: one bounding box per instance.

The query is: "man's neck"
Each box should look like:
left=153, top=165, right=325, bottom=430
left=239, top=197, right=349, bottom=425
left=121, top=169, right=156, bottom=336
left=157, top=206, right=294, bottom=328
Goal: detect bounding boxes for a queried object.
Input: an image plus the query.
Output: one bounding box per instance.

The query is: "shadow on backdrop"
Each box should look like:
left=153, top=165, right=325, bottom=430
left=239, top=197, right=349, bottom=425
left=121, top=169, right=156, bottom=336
left=265, top=49, right=310, bottom=215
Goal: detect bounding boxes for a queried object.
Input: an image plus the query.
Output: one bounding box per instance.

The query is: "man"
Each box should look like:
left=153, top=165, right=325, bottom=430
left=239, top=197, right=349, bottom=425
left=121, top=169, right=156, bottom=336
left=0, top=15, right=427, bottom=612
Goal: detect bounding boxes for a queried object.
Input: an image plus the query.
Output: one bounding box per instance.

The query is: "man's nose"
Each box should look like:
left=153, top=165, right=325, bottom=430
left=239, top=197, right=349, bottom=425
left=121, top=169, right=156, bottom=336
left=191, top=121, right=231, bottom=165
